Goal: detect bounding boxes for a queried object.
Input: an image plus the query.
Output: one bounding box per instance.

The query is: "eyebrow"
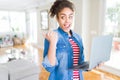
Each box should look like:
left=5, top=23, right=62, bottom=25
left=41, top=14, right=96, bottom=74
left=60, top=13, right=74, bottom=16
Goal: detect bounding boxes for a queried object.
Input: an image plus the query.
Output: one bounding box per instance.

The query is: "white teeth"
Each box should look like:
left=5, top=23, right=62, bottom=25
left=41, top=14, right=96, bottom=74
left=65, top=24, right=70, bottom=27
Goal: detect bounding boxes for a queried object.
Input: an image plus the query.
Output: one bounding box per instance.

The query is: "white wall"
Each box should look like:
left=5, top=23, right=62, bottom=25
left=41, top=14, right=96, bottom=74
left=25, top=8, right=38, bottom=44
left=71, top=0, right=105, bottom=60
left=37, top=2, right=57, bottom=49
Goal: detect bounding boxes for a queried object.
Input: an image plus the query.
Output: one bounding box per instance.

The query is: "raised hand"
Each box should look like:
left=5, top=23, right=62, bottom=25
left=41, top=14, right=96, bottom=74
left=43, top=31, right=58, bottom=66
left=43, top=31, right=58, bottom=44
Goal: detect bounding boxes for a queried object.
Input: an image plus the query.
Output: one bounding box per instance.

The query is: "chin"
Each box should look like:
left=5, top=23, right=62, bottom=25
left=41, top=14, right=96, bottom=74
left=64, top=29, right=71, bottom=33
left=62, top=27, right=71, bottom=32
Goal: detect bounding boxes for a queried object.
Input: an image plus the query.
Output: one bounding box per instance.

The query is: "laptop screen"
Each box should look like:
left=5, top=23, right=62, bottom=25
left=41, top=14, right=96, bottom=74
left=89, top=35, right=113, bottom=70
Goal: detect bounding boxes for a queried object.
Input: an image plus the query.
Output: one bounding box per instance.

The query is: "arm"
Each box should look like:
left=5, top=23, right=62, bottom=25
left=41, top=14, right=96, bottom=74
left=47, top=41, right=57, bottom=66
left=42, top=31, right=58, bottom=72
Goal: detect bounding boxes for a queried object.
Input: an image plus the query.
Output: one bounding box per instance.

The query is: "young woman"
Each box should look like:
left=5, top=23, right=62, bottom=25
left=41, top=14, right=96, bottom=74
left=42, top=0, right=84, bottom=80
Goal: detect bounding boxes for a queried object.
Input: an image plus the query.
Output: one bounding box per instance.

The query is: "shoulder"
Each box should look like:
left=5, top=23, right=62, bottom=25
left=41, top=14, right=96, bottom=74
left=53, top=28, right=60, bottom=33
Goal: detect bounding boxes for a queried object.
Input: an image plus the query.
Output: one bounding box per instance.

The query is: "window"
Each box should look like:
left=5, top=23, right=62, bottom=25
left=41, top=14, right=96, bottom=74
left=104, top=0, right=120, bottom=71
left=0, top=11, right=10, bottom=32
left=10, top=11, right=26, bottom=33
left=0, top=11, right=26, bottom=33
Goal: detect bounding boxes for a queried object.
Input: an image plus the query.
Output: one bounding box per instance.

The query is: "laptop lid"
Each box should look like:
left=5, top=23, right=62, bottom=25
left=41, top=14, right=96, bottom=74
left=68, top=35, right=113, bottom=71
left=89, top=34, right=113, bottom=70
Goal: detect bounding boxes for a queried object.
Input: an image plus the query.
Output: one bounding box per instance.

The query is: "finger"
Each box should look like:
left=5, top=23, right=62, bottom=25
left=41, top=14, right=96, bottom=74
left=47, top=31, right=52, bottom=37
left=49, top=31, right=53, bottom=36
left=49, top=31, right=56, bottom=37
left=99, top=63, right=104, bottom=67
left=95, top=66, right=98, bottom=69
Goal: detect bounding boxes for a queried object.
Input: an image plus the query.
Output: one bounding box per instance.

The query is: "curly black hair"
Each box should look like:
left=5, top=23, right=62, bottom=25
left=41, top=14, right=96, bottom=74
left=49, top=0, right=75, bottom=18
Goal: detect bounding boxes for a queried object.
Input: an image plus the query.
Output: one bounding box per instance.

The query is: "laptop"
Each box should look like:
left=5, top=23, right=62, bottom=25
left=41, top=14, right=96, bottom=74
left=69, top=34, right=113, bottom=71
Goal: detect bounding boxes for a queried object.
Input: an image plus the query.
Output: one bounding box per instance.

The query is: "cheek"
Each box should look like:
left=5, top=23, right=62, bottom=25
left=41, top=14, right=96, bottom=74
left=70, top=18, right=74, bottom=22
left=58, top=19, right=65, bottom=25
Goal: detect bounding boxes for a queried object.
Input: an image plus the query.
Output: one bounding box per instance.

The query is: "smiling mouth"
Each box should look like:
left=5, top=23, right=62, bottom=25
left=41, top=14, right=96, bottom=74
left=64, top=24, right=71, bottom=28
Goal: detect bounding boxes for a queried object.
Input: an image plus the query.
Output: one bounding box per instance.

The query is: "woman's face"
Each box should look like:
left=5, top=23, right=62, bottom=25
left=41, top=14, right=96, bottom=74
left=57, top=8, right=74, bottom=33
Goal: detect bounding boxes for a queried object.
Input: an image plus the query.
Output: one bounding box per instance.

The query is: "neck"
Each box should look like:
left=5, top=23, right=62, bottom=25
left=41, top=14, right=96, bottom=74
left=67, top=31, right=71, bottom=37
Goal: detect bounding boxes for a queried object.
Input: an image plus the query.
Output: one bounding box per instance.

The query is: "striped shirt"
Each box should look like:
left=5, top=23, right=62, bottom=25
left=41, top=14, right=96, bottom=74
left=69, top=37, right=80, bottom=80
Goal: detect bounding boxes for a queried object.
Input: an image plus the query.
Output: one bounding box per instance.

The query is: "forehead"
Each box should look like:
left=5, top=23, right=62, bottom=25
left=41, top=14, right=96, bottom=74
left=59, top=8, right=74, bottom=16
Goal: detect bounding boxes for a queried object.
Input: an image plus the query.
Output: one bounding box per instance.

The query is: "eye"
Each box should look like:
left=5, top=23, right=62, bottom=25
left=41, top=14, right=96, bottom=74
left=61, top=16, right=65, bottom=20
left=69, top=15, right=73, bottom=19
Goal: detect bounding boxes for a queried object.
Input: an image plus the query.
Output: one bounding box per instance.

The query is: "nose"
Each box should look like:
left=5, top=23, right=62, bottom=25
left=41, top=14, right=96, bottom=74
left=65, top=17, right=70, bottom=23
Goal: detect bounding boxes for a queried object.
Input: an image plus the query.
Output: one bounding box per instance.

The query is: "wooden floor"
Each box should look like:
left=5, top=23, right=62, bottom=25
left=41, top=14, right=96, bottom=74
left=40, top=68, right=120, bottom=80
left=38, top=48, right=120, bottom=80
left=1, top=45, right=119, bottom=80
